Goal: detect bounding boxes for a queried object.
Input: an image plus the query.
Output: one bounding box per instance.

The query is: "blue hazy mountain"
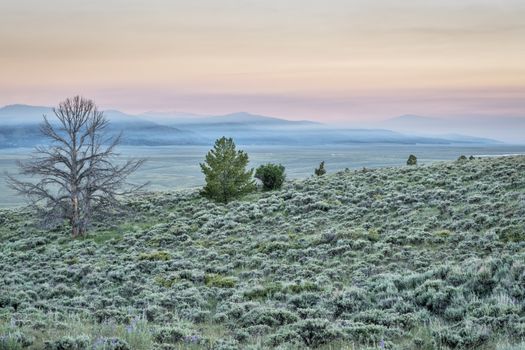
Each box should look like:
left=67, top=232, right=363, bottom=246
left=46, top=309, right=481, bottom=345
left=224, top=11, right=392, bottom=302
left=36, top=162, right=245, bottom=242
left=0, top=104, right=202, bottom=147
left=141, top=111, right=501, bottom=145
left=141, top=111, right=320, bottom=127
left=0, top=104, right=502, bottom=148
left=385, top=114, right=521, bottom=144
left=152, top=112, right=503, bottom=145
left=0, top=104, right=54, bottom=124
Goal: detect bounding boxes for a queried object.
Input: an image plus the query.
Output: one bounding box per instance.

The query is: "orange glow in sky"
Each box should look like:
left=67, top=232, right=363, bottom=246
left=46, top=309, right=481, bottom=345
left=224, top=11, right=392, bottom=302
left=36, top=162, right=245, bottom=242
left=1, top=0, right=524, bottom=121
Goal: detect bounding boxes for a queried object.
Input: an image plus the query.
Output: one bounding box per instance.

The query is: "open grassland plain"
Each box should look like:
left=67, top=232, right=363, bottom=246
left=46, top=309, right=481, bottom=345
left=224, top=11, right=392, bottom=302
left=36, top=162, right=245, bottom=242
left=1, top=156, right=524, bottom=349
left=2, top=144, right=525, bottom=207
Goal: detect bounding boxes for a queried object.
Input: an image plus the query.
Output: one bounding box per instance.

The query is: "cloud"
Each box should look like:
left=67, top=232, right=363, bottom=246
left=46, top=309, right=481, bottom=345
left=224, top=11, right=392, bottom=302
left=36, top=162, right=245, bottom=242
left=403, top=25, right=525, bottom=37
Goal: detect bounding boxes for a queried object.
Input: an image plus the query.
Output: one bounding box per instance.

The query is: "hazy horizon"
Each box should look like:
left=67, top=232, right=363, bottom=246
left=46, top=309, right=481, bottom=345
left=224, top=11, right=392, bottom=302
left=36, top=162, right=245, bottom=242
left=2, top=102, right=525, bottom=143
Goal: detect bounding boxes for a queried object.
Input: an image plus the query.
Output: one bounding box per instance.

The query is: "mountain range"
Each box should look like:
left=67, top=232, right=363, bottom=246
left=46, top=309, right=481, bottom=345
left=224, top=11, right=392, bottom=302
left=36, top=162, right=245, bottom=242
left=383, top=114, right=524, bottom=144
left=0, top=104, right=502, bottom=148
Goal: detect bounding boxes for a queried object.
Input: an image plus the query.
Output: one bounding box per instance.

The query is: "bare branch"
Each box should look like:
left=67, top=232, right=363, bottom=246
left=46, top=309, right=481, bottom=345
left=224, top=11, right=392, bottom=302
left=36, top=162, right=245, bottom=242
left=8, top=96, right=147, bottom=237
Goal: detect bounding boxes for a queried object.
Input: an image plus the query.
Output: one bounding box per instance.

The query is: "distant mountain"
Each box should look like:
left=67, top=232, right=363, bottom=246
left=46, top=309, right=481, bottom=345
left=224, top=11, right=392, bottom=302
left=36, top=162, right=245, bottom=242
left=192, top=112, right=319, bottom=126
left=142, top=111, right=320, bottom=128
left=0, top=104, right=152, bottom=125
left=0, top=104, right=54, bottom=124
left=0, top=104, right=504, bottom=148
left=0, top=104, right=202, bottom=147
left=139, top=111, right=211, bottom=124
left=437, top=134, right=502, bottom=144
left=327, top=128, right=501, bottom=145
left=383, top=114, right=522, bottom=143
left=136, top=111, right=325, bottom=144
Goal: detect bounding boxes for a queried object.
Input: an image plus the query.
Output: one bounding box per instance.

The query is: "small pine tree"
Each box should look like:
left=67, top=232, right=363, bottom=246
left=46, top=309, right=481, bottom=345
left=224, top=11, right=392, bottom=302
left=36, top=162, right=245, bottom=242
left=200, top=137, right=256, bottom=203
left=407, top=154, right=417, bottom=166
left=314, top=161, right=326, bottom=176
left=255, top=163, right=286, bottom=191
left=458, top=155, right=467, bottom=162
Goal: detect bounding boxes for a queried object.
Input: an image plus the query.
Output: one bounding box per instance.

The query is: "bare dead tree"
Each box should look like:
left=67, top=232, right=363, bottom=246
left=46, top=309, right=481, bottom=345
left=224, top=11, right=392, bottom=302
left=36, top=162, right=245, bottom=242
left=7, top=96, right=147, bottom=237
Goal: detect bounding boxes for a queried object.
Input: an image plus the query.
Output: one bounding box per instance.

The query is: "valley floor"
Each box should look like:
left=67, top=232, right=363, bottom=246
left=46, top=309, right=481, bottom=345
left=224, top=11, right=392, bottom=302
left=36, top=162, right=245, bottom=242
left=1, top=156, right=524, bottom=349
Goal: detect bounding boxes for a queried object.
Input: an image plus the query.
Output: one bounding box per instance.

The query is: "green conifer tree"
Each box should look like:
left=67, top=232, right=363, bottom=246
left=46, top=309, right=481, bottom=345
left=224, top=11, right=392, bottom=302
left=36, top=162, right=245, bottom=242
left=200, top=137, right=256, bottom=203
left=314, top=161, right=327, bottom=176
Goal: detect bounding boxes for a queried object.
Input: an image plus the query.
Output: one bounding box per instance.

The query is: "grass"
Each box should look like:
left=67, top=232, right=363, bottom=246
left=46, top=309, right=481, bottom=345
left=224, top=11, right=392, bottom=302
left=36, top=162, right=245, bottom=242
left=0, top=156, right=524, bottom=349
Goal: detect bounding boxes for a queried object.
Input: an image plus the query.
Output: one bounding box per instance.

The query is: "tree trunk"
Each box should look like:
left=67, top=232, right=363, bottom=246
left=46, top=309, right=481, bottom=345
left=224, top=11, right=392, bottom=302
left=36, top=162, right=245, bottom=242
left=71, top=194, right=80, bottom=237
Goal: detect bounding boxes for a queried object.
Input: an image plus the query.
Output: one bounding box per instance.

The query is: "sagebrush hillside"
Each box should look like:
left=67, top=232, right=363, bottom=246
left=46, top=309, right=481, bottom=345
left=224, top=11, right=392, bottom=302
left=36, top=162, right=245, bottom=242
left=1, top=156, right=524, bottom=350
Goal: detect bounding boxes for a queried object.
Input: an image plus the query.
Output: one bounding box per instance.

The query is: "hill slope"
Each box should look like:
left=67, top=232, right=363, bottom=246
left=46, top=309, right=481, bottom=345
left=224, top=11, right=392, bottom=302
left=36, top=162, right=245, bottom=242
left=1, top=156, right=524, bottom=349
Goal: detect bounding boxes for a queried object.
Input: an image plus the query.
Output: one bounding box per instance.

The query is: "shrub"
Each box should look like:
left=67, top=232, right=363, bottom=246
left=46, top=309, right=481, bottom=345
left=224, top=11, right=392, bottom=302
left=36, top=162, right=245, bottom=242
left=342, top=322, right=390, bottom=342
left=153, top=326, right=186, bottom=344
left=435, top=229, right=452, bottom=238
left=432, top=322, right=491, bottom=349
left=414, top=279, right=456, bottom=313
left=277, top=319, right=342, bottom=348
left=138, top=251, right=171, bottom=261
left=43, top=336, right=90, bottom=350
left=314, top=161, right=326, bottom=176
left=0, top=331, right=33, bottom=349
left=210, top=339, right=239, bottom=350
left=243, top=282, right=283, bottom=299
left=332, top=287, right=371, bottom=317
left=239, top=307, right=299, bottom=328
left=498, top=225, right=524, bottom=242
left=1, top=155, right=525, bottom=350
left=255, top=164, right=286, bottom=191
left=92, top=337, right=130, bottom=350
left=154, top=275, right=179, bottom=288
left=286, top=281, right=320, bottom=294
left=204, top=274, right=237, bottom=288
left=496, top=342, right=525, bottom=350
left=200, top=137, right=256, bottom=203
left=407, top=155, right=417, bottom=166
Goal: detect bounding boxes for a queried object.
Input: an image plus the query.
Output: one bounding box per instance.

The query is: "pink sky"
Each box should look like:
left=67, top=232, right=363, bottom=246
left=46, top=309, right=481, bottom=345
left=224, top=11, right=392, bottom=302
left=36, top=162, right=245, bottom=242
left=1, top=0, right=524, bottom=122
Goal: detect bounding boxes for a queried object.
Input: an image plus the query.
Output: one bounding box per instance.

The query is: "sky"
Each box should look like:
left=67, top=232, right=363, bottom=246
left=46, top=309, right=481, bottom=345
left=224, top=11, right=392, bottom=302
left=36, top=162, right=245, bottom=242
left=1, top=0, right=524, bottom=122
